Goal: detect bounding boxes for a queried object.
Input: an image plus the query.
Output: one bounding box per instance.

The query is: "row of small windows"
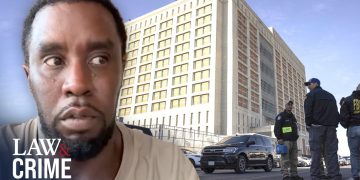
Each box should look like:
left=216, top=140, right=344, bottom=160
left=127, top=2, right=211, bottom=33
left=129, top=15, right=211, bottom=43
left=121, top=81, right=209, bottom=99
left=124, top=53, right=210, bottom=71
left=120, top=94, right=209, bottom=115
left=123, top=68, right=210, bottom=87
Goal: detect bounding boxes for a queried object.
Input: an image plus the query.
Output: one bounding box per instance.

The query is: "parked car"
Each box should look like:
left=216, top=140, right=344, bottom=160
left=200, top=133, right=274, bottom=174
left=273, top=154, right=281, bottom=168
left=297, top=156, right=311, bottom=167
left=338, top=157, right=347, bottom=166
left=344, top=156, right=351, bottom=165
left=181, top=148, right=201, bottom=167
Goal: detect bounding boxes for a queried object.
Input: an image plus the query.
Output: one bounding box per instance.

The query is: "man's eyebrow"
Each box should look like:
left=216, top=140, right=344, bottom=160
left=86, top=39, right=114, bottom=52
left=39, top=42, right=65, bottom=54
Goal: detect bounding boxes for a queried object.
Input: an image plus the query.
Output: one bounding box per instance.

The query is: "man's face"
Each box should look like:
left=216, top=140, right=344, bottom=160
left=24, top=2, right=123, bottom=160
left=285, top=103, right=293, bottom=112
left=307, top=83, right=317, bottom=91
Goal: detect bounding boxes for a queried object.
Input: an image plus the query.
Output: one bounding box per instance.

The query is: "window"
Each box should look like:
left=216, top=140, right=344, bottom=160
left=138, top=73, right=151, bottom=83
left=134, top=105, right=147, bottom=114
left=136, top=94, right=148, bottom=103
left=177, top=12, right=191, bottom=23
left=127, top=50, right=138, bottom=58
left=197, top=4, right=212, bottom=16
left=176, top=32, right=190, bottom=43
left=173, top=64, right=188, bottom=74
left=194, top=47, right=210, bottom=58
left=141, top=54, right=153, bottom=63
left=171, top=98, right=186, bottom=108
left=119, top=107, right=131, bottom=116
left=123, top=77, right=134, bottom=86
left=137, top=83, right=150, bottom=93
left=174, top=53, right=189, bottom=64
left=193, top=69, right=210, bottom=81
left=129, top=32, right=140, bottom=41
left=120, top=97, right=132, bottom=106
left=128, top=40, right=139, bottom=50
left=173, top=75, right=188, bottom=85
left=154, top=79, right=168, bottom=89
left=124, top=68, right=135, bottom=77
left=195, top=25, right=211, bottom=36
left=195, top=36, right=211, bottom=47
left=177, top=22, right=191, bottom=33
left=144, top=26, right=156, bottom=36
left=142, top=44, right=154, bottom=54
left=153, top=90, right=167, bottom=100
left=175, top=42, right=190, bottom=53
left=121, top=87, right=133, bottom=96
left=160, top=19, right=173, bottom=30
left=158, top=38, right=171, bottom=49
left=139, top=63, right=152, bottom=73
left=196, top=15, right=211, bottom=26
left=172, top=86, right=187, bottom=96
left=157, top=48, right=170, bottom=58
left=143, top=35, right=155, bottom=44
left=192, top=81, right=209, bottom=93
left=193, top=58, right=210, bottom=69
left=126, top=58, right=136, bottom=68
left=192, top=94, right=209, bottom=105
left=155, top=69, right=169, bottom=79
left=152, top=101, right=166, bottom=111
left=156, top=59, right=169, bottom=69
left=159, top=29, right=172, bottom=39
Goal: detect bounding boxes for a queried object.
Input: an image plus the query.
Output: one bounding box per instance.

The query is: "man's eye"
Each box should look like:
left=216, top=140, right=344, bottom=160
left=44, top=57, right=63, bottom=66
left=89, top=56, right=108, bottom=65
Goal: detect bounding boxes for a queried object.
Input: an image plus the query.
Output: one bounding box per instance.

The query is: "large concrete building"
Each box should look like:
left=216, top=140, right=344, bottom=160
left=117, top=0, right=309, bottom=154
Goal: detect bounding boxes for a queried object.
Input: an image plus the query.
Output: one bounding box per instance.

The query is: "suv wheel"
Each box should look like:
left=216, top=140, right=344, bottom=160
left=234, top=155, right=247, bottom=173
left=264, top=157, right=273, bottom=172
left=202, top=168, right=215, bottom=174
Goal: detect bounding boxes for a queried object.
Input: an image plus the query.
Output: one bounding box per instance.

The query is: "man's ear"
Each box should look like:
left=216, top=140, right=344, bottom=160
left=23, top=64, right=30, bottom=80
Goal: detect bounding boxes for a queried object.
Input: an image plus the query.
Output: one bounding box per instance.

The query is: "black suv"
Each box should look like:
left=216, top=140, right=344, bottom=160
left=200, top=133, right=273, bottom=174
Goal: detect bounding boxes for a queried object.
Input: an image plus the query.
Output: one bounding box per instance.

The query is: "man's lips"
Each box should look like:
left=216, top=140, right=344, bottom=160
left=58, top=107, right=101, bottom=133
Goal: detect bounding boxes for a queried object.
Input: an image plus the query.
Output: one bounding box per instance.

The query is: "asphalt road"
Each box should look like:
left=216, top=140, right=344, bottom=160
left=198, top=166, right=353, bottom=180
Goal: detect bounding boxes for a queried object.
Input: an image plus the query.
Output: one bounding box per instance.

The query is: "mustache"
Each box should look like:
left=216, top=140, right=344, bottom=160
left=54, top=101, right=105, bottom=121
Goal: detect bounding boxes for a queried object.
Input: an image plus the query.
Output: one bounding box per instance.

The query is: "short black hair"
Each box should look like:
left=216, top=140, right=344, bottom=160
left=22, top=0, right=127, bottom=67
left=286, top=101, right=293, bottom=106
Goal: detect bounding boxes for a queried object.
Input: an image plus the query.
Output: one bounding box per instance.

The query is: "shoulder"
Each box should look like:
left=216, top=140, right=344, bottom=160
left=116, top=123, right=199, bottom=180
left=276, top=112, right=285, bottom=121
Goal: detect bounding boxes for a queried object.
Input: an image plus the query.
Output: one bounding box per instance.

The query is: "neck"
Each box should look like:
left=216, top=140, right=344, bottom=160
left=70, top=127, right=123, bottom=180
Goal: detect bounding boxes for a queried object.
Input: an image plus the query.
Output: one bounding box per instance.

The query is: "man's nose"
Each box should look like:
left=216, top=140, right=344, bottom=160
left=62, top=61, right=92, bottom=97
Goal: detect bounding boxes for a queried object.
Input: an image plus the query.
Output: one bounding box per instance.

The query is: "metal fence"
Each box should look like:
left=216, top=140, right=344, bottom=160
left=142, top=124, right=226, bottom=153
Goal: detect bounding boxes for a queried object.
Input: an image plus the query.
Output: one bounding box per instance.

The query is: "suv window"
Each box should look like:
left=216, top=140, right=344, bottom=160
left=262, top=137, right=272, bottom=147
left=218, top=135, right=250, bottom=145
left=255, top=136, right=265, bottom=146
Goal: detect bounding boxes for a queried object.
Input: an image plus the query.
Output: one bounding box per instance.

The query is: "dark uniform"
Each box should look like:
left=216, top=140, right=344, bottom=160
left=304, top=86, right=341, bottom=180
left=274, top=108, right=300, bottom=179
left=340, top=90, right=360, bottom=179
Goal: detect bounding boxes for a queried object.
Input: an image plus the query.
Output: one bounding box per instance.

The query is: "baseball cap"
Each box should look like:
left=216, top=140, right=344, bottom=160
left=304, top=78, right=320, bottom=86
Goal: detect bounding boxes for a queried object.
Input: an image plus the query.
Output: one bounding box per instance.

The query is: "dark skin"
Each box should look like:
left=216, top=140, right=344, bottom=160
left=23, top=2, right=124, bottom=179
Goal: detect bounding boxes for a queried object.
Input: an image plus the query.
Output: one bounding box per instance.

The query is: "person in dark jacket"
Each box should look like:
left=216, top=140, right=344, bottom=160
left=340, top=83, right=360, bottom=180
left=304, top=78, right=341, bottom=180
left=274, top=101, right=303, bottom=180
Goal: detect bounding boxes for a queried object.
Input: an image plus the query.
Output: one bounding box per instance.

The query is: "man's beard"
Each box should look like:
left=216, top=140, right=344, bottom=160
left=38, top=107, right=115, bottom=161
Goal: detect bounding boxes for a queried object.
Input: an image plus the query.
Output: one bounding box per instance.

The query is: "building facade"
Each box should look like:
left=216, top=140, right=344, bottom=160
left=117, top=0, right=309, bottom=154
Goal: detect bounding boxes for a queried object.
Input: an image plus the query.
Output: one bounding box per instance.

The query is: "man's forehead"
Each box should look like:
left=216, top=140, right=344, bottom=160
left=29, top=2, right=120, bottom=51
